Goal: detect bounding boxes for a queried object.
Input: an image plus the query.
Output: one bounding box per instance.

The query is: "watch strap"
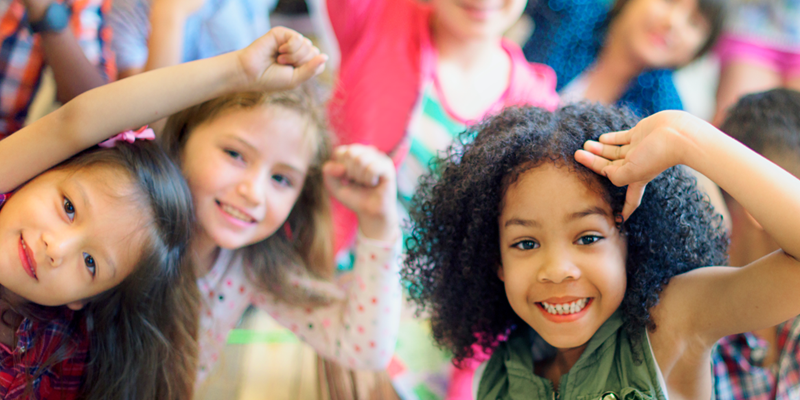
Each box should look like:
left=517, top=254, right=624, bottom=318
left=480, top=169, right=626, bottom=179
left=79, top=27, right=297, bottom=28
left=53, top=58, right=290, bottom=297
left=29, top=2, right=69, bottom=34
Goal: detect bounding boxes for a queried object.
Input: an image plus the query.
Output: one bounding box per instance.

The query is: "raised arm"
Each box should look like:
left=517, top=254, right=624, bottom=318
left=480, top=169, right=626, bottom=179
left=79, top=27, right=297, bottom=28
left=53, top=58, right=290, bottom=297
left=575, top=110, right=800, bottom=343
left=254, top=144, right=402, bottom=369
left=22, top=0, right=110, bottom=103
left=0, top=27, right=326, bottom=193
left=142, top=0, right=205, bottom=74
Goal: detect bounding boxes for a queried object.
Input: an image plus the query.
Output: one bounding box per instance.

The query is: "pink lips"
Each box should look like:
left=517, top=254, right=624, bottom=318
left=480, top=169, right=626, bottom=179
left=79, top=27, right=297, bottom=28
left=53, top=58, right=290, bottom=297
left=215, top=200, right=257, bottom=228
left=459, top=3, right=501, bottom=20
left=18, top=235, right=38, bottom=281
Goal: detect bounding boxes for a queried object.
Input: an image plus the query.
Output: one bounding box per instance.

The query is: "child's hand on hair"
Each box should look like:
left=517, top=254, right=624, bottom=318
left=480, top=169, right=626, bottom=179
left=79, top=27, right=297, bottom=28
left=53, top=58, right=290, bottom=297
left=238, top=27, right=328, bottom=92
left=323, top=145, right=400, bottom=242
left=575, top=110, right=705, bottom=220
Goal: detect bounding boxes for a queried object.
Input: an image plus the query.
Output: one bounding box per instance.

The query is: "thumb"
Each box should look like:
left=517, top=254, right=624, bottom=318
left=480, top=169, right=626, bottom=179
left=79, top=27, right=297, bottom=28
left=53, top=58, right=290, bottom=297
left=621, top=182, right=646, bottom=221
left=322, top=161, right=346, bottom=180
left=292, top=54, right=328, bottom=85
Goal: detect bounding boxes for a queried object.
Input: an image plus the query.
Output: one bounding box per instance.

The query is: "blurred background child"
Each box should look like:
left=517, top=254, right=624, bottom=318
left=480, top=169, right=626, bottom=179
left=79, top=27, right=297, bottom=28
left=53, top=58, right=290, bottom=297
left=524, top=0, right=724, bottom=117
left=320, top=0, right=560, bottom=253
left=712, top=0, right=800, bottom=126
left=712, top=88, right=800, bottom=400
left=0, top=0, right=114, bottom=137
left=108, top=0, right=274, bottom=78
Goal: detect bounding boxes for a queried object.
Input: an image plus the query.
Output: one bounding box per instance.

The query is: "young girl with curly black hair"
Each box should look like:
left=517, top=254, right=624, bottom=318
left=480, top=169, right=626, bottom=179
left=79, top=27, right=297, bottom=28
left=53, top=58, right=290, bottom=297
left=404, top=102, right=800, bottom=399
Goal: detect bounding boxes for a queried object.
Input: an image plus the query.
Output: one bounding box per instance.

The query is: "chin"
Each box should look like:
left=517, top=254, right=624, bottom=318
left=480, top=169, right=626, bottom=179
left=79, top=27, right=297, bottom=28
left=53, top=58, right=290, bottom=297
left=536, top=328, right=594, bottom=350
left=210, top=233, right=252, bottom=251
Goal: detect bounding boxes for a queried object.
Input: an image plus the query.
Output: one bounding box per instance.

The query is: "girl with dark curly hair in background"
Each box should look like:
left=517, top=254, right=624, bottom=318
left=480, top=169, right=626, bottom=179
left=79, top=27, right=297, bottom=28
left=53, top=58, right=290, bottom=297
left=404, top=102, right=800, bottom=399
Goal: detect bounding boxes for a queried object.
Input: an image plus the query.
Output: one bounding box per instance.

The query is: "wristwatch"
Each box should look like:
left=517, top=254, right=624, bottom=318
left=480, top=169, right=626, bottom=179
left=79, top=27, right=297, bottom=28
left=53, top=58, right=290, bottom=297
left=29, top=2, right=69, bottom=34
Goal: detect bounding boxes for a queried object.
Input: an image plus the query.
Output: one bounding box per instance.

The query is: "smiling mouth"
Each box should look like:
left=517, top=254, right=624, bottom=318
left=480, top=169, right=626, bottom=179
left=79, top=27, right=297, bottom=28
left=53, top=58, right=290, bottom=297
left=457, top=2, right=502, bottom=14
left=18, top=235, right=38, bottom=281
left=215, top=200, right=257, bottom=224
left=537, top=298, right=591, bottom=315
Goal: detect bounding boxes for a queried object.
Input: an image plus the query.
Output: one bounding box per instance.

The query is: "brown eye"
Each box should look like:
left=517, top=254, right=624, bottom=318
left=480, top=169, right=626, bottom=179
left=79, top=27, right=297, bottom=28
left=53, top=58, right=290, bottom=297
left=576, top=235, right=602, bottom=245
left=63, top=197, right=75, bottom=221
left=83, top=253, right=96, bottom=277
left=512, top=240, right=539, bottom=250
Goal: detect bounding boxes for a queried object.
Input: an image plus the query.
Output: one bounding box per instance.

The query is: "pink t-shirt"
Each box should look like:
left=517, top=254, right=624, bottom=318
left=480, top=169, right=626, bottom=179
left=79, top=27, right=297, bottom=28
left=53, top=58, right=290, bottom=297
left=326, top=0, right=560, bottom=251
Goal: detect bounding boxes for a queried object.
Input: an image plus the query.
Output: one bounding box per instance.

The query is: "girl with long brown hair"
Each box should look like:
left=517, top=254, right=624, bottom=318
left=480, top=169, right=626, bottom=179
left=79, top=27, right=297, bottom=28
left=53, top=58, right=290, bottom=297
left=162, top=85, right=403, bottom=384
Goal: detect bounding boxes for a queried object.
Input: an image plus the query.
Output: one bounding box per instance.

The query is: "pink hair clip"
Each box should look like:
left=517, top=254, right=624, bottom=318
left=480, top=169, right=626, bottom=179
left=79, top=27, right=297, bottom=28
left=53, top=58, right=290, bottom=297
left=98, top=126, right=156, bottom=148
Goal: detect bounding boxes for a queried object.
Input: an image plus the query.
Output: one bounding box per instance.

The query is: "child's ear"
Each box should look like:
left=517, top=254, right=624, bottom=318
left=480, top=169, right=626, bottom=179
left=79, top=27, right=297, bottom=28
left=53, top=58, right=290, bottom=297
left=66, top=300, right=87, bottom=311
left=497, top=265, right=505, bottom=282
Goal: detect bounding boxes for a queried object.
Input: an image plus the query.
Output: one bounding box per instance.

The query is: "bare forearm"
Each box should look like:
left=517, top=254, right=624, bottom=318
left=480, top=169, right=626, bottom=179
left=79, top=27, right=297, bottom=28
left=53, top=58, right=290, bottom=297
left=39, top=30, right=108, bottom=103
left=683, top=120, right=800, bottom=259
left=0, top=51, right=248, bottom=191
left=143, top=5, right=187, bottom=72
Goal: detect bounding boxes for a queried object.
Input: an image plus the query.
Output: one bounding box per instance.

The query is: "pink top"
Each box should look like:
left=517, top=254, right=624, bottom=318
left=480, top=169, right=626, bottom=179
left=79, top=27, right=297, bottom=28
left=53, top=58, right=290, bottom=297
left=326, top=0, right=560, bottom=252
left=196, top=233, right=402, bottom=384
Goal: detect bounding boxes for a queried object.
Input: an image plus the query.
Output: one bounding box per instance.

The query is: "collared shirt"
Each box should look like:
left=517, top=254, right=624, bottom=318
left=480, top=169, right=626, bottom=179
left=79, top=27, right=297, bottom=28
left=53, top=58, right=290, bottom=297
left=0, top=0, right=115, bottom=137
left=712, top=316, right=800, bottom=400
left=0, top=194, right=90, bottom=399
left=108, top=0, right=273, bottom=72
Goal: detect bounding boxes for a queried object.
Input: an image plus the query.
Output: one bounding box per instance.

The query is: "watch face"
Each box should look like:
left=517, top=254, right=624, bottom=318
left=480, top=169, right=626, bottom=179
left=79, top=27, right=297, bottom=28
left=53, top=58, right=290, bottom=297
left=45, top=3, right=69, bottom=31
left=48, top=3, right=70, bottom=31
left=31, top=2, right=69, bottom=33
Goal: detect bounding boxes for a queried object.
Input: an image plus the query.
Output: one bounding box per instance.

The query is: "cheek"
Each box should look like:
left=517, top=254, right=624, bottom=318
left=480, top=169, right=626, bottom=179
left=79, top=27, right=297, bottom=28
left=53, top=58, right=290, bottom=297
left=679, top=29, right=707, bottom=59
left=499, top=261, right=536, bottom=303
left=591, top=251, right=627, bottom=303
left=185, top=159, right=231, bottom=196
left=251, top=191, right=301, bottom=243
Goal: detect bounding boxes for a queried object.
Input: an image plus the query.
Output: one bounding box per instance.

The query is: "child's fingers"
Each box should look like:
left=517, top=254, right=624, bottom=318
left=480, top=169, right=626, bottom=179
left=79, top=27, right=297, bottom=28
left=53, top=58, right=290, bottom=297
left=598, top=130, right=632, bottom=145
left=277, top=30, right=306, bottom=54
left=322, top=161, right=347, bottom=180
left=278, top=39, right=319, bottom=65
left=574, top=149, right=613, bottom=176
left=294, top=46, right=321, bottom=67
left=349, top=152, right=382, bottom=185
left=291, top=54, right=328, bottom=84
left=334, top=144, right=392, bottom=186
left=583, top=140, right=629, bottom=161
left=621, top=182, right=647, bottom=221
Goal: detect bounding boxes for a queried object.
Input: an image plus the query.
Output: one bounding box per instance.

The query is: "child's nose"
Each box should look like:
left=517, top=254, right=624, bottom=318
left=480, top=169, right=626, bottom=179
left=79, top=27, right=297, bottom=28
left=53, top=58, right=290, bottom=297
left=537, top=250, right=582, bottom=284
left=42, top=230, right=80, bottom=267
left=237, top=171, right=269, bottom=207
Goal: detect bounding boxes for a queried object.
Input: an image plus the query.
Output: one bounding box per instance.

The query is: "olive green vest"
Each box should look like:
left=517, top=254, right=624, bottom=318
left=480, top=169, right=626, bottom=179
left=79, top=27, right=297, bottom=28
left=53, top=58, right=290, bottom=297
left=477, top=310, right=668, bottom=400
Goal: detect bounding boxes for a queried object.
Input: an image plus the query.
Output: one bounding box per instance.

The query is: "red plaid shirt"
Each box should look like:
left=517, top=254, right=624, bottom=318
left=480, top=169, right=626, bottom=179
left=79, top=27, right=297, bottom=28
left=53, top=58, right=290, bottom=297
left=712, top=316, right=800, bottom=400
left=0, top=194, right=89, bottom=399
left=0, top=0, right=116, bottom=137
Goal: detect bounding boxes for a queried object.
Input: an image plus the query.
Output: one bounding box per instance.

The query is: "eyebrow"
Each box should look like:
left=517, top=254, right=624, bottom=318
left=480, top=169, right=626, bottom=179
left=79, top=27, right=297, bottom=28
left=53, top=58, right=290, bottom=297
left=225, top=134, right=259, bottom=154
left=72, top=180, right=91, bottom=211
left=71, top=181, right=118, bottom=279
left=503, top=206, right=611, bottom=228
left=504, top=218, right=540, bottom=228
left=566, top=206, right=611, bottom=223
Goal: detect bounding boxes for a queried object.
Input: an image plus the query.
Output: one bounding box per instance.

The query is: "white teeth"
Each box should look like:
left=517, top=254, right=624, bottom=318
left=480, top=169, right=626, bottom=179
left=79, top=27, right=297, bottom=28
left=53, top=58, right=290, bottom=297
left=220, top=203, right=253, bottom=222
left=540, top=298, right=589, bottom=316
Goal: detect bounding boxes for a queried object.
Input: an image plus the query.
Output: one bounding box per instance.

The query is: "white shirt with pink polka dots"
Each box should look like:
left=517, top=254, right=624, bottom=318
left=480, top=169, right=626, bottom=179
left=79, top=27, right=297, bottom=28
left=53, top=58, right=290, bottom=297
left=196, top=233, right=403, bottom=383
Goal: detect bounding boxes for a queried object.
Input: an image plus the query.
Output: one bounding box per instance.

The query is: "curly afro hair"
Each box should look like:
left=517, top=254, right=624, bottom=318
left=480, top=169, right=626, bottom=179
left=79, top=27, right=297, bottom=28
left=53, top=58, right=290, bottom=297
left=402, top=103, right=728, bottom=362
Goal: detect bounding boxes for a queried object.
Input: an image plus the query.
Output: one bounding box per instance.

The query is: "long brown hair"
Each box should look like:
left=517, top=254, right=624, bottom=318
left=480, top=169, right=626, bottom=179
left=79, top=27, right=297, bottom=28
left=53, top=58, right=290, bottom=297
left=55, top=141, right=199, bottom=399
left=163, top=84, right=336, bottom=306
